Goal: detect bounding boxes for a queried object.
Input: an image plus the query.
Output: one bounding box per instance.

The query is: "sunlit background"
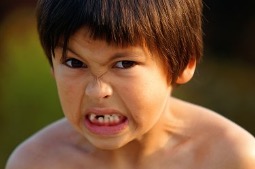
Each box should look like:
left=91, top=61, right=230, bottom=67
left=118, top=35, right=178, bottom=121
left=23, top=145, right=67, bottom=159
left=0, top=0, right=254, bottom=168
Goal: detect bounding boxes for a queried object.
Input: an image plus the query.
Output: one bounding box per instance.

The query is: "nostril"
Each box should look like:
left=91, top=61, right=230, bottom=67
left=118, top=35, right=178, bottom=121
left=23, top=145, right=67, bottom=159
left=103, top=95, right=110, bottom=99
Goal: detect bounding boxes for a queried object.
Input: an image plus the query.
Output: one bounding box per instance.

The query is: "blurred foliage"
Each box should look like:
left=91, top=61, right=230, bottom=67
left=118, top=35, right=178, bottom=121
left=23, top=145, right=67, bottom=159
left=0, top=8, right=62, bottom=168
left=0, top=2, right=254, bottom=169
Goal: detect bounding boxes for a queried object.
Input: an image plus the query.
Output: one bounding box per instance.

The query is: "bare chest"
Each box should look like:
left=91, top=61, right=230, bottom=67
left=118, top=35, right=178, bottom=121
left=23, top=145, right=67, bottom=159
left=46, top=149, right=227, bottom=169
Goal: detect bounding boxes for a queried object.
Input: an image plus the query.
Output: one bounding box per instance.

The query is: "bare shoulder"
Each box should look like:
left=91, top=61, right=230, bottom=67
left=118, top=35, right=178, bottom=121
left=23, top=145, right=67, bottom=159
left=171, top=97, right=255, bottom=169
left=201, top=108, right=255, bottom=169
left=5, top=118, right=86, bottom=169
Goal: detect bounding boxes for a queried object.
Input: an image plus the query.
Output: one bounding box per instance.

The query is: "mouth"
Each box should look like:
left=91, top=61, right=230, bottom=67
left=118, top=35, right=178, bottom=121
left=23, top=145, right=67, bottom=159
left=84, top=110, right=128, bottom=135
left=87, top=114, right=126, bottom=126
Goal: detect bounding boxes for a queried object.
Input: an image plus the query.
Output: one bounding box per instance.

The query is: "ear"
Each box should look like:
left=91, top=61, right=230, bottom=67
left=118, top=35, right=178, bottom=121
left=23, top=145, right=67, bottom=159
left=176, top=58, right=196, bottom=84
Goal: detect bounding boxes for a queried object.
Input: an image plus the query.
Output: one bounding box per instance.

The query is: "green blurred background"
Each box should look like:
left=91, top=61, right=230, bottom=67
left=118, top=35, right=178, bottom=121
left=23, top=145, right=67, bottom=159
left=0, top=0, right=254, bottom=168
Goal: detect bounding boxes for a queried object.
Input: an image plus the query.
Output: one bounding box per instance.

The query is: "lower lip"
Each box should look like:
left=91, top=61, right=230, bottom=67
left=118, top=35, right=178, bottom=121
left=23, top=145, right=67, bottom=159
left=84, top=117, right=128, bottom=136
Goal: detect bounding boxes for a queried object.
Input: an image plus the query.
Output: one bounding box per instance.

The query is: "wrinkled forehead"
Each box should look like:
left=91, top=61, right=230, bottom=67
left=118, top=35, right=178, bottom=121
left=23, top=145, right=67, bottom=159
left=59, top=27, right=156, bottom=61
left=65, top=27, right=147, bottom=49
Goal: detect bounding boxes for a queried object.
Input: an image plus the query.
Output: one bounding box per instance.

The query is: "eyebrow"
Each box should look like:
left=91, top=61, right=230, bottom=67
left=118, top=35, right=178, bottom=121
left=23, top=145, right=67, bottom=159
left=56, top=43, right=79, bottom=56
left=111, top=51, right=143, bottom=60
left=57, top=43, right=145, bottom=65
left=56, top=43, right=81, bottom=63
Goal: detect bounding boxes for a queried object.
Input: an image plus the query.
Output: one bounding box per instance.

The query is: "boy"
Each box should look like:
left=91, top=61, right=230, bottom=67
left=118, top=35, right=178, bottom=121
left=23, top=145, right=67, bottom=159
left=6, top=0, right=255, bottom=169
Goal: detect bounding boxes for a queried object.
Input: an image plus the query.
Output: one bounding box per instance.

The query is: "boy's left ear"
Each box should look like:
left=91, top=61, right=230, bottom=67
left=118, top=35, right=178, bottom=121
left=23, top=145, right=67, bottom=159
left=176, top=58, right=196, bottom=84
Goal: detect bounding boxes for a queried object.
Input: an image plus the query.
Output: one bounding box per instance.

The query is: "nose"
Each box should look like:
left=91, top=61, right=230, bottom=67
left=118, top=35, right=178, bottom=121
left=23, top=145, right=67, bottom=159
left=85, top=77, right=112, bottom=99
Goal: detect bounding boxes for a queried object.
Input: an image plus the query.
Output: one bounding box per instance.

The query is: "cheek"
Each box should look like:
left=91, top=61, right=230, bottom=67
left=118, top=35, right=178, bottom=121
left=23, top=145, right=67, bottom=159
left=118, top=73, right=170, bottom=124
left=55, top=75, right=84, bottom=123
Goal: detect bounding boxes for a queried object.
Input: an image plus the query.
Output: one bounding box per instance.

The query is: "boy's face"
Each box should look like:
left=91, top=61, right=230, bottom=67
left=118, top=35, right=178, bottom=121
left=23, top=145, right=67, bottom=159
left=52, top=28, right=172, bottom=149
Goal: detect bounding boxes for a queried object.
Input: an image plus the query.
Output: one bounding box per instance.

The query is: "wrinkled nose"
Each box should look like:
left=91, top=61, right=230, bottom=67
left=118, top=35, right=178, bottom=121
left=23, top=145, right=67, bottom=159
left=85, top=77, right=112, bottom=99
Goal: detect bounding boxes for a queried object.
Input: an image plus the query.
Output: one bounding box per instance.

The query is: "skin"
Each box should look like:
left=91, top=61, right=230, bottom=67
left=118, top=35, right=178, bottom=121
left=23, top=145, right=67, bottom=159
left=6, top=28, right=255, bottom=169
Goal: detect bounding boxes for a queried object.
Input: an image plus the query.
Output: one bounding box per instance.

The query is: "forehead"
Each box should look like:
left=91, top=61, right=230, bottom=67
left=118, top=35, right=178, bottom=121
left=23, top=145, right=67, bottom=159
left=67, top=27, right=152, bottom=56
left=69, top=27, right=147, bottom=49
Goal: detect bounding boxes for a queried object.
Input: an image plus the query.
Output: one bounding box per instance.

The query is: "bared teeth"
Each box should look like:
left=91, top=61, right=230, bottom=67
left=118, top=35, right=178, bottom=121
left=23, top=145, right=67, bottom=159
left=98, top=117, right=104, bottom=123
left=104, top=115, right=110, bottom=124
left=89, top=114, right=96, bottom=122
left=112, top=114, right=120, bottom=123
left=109, top=115, right=115, bottom=123
left=88, top=114, right=121, bottom=125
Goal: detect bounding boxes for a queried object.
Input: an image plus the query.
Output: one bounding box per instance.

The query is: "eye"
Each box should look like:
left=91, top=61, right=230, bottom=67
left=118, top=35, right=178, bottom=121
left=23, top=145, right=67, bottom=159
left=114, top=61, right=136, bottom=69
left=65, top=58, right=86, bottom=68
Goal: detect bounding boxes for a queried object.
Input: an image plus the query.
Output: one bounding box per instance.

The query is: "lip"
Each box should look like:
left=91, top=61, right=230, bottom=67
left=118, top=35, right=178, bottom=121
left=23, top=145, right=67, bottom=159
left=84, top=107, right=128, bottom=136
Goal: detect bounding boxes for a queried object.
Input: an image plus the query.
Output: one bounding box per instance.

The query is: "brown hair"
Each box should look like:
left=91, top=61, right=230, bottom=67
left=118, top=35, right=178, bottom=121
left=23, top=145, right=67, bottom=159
left=36, top=0, right=203, bottom=84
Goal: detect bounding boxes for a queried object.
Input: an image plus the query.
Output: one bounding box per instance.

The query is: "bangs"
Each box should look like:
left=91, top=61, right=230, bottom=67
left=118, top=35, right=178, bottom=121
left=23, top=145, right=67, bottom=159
left=83, top=1, right=143, bottom=45
left=37, top=0, right=160, bottom=59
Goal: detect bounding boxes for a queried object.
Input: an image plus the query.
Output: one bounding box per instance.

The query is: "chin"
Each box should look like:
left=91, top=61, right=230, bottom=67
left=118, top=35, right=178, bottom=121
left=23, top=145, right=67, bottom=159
left=88, top=136, right=131, bottom=150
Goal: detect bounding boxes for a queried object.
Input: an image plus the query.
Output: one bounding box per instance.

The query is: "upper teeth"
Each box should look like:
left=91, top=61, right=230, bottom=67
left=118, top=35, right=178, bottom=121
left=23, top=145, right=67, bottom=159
left=89, top=114, right=121, bottom=124
left=89, top=114, right=96, bottom=121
